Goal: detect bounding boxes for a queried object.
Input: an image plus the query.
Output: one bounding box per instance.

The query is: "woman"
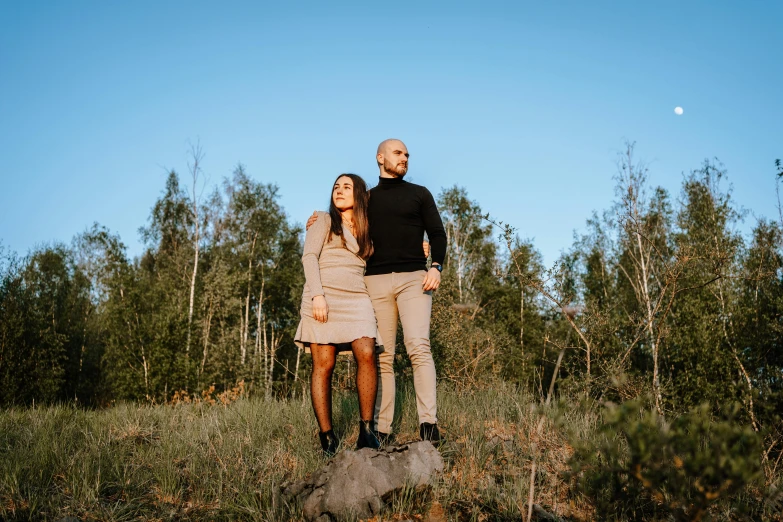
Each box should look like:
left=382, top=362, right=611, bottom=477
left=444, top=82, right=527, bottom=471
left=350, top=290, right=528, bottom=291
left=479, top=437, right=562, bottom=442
left=294, top=173, right=382, bottom=456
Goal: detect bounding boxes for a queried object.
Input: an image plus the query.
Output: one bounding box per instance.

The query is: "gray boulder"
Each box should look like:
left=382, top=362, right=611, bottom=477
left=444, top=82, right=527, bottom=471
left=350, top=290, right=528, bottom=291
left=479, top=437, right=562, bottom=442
left=283, top=441, right=444, bottom=521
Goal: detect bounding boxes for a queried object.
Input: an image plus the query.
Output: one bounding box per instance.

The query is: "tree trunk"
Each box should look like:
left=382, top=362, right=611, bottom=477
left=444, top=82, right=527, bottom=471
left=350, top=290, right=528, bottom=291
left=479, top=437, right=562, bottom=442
left=520, top=286, right=524, bottom=350
left=256, top=277, right=264, bottom=381
left=263, top=316, right=269, bottom=396
left=186, top=142, right=203, bottom=358
left=200, top=300, right=213, bottom=384
left=241, top=234, right=258, bottom=366
left=239, top=302, right=244, bottom=363
left=186, top=240, right=199, bottom=356
left=121, top=287, right=149, bottom=398
left=76, top=305, right=91, bottom=401
left=266, top=324, right=279, bottom=400
left=241, top=260, right=251, bottom=365
left=625, top=180, right=662, bottom=413
left=294, top=346, right=301, bottom=383
left=141, top=354, right=149, bottom=397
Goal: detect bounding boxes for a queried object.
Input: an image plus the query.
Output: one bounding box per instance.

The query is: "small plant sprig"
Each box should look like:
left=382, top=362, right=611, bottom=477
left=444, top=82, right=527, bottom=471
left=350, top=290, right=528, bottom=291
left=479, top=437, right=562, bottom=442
left=168, top=380, right=245, bottom=406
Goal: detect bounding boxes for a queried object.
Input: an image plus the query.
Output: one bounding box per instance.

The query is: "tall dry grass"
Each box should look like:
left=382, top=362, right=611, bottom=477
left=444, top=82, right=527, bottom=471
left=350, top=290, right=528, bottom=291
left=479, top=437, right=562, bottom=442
left=1, top=382, right=777, bottom=521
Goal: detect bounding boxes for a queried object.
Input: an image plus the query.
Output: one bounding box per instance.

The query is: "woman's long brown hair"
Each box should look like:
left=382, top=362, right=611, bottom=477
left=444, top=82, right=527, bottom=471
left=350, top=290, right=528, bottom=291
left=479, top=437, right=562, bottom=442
left=328, top=173, right=373, bottom=260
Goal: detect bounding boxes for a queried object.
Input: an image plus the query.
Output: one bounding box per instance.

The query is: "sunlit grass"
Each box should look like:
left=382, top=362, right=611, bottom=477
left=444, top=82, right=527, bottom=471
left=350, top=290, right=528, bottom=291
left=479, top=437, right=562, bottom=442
left=3, top=382, right=772, bottom=521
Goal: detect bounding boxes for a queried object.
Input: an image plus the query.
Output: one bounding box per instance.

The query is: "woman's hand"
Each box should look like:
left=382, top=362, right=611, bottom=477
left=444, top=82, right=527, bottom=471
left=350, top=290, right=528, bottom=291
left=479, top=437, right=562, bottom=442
left=312, top=295, right=329, bottom=323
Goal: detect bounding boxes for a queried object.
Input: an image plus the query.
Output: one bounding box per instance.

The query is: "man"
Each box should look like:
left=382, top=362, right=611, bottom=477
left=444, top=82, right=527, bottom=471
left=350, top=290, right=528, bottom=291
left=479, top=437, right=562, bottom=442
left=308, top=139, right=447, bottom=443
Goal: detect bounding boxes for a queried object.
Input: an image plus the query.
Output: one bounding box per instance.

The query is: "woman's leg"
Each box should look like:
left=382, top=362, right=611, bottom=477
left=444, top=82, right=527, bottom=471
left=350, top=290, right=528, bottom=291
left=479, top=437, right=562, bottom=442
left=351, top=337, right=378, bottom=422
left=310, top=344, right=338, bottom=432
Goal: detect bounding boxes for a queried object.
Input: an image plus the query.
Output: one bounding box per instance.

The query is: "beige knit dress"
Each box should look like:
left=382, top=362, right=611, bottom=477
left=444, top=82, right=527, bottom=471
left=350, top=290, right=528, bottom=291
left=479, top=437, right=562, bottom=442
left=294, top=212, right=383, bottom=353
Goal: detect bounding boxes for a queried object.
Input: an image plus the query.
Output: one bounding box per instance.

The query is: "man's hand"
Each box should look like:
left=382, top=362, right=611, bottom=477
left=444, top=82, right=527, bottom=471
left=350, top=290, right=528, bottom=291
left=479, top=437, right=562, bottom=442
left=312, top=295, right=329, bottom=323
left=422, top=266, right=441, bottom=291
left=306, top=211, right=318, bottom=231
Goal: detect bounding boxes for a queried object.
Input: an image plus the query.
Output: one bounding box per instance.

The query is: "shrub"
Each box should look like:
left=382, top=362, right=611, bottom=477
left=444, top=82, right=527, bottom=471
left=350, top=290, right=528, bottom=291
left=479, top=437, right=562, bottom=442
left=570, top=400, right=762, bottom=521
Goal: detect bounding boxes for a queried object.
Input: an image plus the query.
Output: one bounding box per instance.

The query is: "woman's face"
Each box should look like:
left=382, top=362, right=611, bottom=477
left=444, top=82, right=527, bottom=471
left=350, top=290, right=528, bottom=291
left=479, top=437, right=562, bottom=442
left=333, top=176, right=354, bottom=211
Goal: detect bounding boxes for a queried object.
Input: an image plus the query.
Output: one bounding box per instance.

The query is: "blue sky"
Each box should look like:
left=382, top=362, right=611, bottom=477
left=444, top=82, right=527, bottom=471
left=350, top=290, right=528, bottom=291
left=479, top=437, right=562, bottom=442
left=1, top=1, right=781, bottom=266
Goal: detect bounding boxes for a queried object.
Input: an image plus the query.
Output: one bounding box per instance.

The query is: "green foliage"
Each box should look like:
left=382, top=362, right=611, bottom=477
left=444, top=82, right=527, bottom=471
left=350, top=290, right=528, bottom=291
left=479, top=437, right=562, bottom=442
left=437, top=185, right=500, bottom=305
left=0, top=245, right=98, bottom=406
left=4, top=143, right=779, bottom=417
left=0, top=161, right=304, bottom=406
left=663, top=161, right=744, bottom=410
left=435, top=186, right=550, bottom=389
left=571, top=400, right=762, bottom=521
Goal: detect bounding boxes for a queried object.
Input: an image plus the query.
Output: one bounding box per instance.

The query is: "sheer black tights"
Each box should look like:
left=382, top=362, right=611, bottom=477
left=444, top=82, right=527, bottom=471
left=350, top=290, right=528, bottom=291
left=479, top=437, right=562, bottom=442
left=310, top=344, right=337, bottom=432
left=351, top=337, right=378, bottom=422
left=310, top=338, right=378, bottom=432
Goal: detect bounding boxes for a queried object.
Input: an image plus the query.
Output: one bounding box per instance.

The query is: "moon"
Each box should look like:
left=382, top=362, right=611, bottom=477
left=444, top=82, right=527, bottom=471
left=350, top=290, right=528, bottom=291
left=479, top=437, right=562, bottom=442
left=674, top=106, right=684, bottom=115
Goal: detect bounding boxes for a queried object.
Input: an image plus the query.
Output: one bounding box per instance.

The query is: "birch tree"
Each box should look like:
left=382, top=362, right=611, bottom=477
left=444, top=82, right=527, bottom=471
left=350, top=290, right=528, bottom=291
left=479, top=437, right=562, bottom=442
left=614, top=144, right=675, bottom=412
left=224, top=165, right=284, bottom=367
left=185, top=141, right=205, bottom=357
left=438, top=186, right=497, bottom=306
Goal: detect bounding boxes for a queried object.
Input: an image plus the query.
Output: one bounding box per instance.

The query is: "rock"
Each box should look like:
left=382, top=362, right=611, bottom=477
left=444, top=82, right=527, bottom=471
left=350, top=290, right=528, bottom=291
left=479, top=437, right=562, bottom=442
left=283, top=441, right=444, bottom=521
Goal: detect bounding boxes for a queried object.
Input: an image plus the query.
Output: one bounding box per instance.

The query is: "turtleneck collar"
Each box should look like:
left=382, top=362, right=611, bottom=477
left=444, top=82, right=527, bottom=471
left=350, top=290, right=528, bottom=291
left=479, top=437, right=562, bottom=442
left=378, top=176, right=405, bottom=185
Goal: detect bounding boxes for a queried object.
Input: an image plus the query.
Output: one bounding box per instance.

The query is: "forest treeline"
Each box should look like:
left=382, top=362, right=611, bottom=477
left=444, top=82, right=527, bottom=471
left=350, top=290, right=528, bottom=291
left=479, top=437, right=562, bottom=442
left=1, top=144, right=781, bottom=429
left=2, top=143, right=781, bottom=518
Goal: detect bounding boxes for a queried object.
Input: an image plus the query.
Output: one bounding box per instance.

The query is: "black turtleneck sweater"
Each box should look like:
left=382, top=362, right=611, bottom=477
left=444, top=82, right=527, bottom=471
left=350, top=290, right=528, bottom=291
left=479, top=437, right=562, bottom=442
left=366, top=177, right=447, bottom=276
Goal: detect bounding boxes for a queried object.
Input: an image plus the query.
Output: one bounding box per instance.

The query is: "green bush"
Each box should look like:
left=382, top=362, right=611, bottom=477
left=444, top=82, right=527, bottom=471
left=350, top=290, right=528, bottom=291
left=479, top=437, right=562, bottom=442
left=570, top=401, right=762, bottom=521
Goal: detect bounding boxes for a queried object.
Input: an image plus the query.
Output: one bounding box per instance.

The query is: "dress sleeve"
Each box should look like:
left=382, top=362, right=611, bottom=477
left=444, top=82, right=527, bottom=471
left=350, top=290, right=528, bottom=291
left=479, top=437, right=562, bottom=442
left=301, top=212, right=330, bottom=297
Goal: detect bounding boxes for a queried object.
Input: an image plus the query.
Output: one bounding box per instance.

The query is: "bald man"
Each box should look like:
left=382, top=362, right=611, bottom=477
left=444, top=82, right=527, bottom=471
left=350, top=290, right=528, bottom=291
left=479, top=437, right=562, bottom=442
left=308, top=139, right=447, bottom=444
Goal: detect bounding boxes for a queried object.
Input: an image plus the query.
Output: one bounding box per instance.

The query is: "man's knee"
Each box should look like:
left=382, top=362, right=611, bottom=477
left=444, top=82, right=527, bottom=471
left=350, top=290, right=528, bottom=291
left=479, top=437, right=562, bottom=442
left=377, top=351, right=395, bottom=372
left=404, top=337, right=433, bottom=366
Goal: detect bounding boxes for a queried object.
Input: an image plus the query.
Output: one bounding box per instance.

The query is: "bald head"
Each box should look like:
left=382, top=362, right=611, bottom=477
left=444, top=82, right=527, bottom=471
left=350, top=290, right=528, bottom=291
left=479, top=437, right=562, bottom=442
left=377, top=139, right=405, bottom=156
left=376, top=139, right=409, bottom=178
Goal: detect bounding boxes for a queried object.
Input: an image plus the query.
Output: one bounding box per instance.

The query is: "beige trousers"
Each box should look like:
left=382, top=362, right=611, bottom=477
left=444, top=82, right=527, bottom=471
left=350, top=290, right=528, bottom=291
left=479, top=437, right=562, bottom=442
left=364, top=270, right=437, bottom=433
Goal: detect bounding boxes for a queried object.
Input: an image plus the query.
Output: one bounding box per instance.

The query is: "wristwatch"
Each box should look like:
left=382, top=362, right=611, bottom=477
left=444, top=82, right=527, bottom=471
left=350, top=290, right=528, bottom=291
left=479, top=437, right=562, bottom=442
left=432, top=263, right=443, bottom=273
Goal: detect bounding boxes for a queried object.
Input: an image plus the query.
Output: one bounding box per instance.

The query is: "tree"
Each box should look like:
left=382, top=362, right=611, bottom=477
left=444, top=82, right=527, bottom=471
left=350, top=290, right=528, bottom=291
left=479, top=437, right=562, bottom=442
left=487, top=237, right=546, bottom=386
left=76, top=225, right=152, bottom=401
left=438, top=186, right=497, bottom=306
left=221, top=166, right=279, bottom=367
left=0, top=249, right=65, bottom=405
left=666, top=160, right=743, bottom=412
left=613, top=144, right=676, bottom=412
left=135, top=170, right=194, bottom=399
left=185, top=141, right=206, bottom=358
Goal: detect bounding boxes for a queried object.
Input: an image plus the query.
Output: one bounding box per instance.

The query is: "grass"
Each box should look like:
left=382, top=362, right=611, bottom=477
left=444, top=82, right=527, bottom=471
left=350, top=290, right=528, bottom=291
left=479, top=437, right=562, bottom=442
left=1, top=381, right=777, bottom=521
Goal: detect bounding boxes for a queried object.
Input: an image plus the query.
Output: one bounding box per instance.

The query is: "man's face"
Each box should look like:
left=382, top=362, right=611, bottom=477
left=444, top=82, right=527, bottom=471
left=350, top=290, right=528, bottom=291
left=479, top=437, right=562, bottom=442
left=378, top=141, right=409, bottom=177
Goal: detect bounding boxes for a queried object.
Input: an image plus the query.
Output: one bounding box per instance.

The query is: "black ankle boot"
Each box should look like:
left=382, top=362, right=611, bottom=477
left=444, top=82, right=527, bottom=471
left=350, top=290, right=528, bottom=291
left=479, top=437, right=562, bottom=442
left=356, top=420, right=381, bottom=450
left=318, top=429, right=340, bottom=457
left=420, top=422, right=445, bottom=445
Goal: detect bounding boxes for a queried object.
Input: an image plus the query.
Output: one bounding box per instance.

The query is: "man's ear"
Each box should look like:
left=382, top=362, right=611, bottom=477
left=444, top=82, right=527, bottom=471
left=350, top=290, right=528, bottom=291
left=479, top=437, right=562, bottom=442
left=376, top=153, right=384, bottom=165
